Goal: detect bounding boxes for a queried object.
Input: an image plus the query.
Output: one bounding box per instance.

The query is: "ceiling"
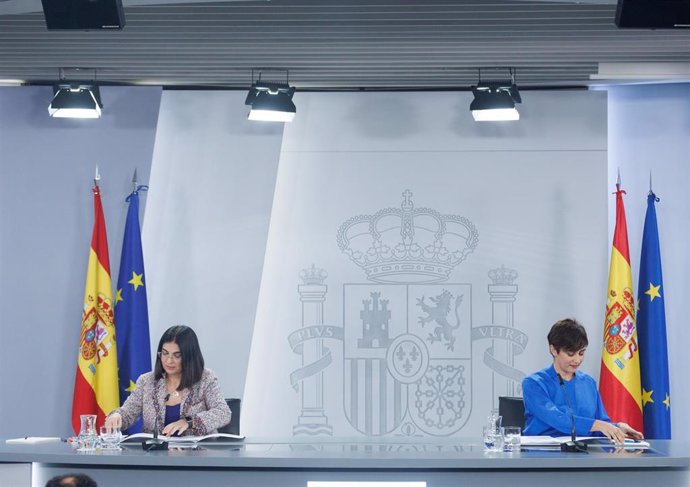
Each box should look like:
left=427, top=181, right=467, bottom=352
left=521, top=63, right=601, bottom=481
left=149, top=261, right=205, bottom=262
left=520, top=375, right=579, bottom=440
left=0, top=0, right=689, bottom=89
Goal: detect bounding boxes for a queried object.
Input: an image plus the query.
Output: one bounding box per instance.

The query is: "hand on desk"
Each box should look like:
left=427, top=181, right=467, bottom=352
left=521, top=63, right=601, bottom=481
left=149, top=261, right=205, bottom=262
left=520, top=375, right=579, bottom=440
left=162, top=419, right=189, bottom=437
left=591, top=420, right=644, bottom=445
left=617, top=422, right=644, bottom=440
left=104, top=413, right=122, bottom=430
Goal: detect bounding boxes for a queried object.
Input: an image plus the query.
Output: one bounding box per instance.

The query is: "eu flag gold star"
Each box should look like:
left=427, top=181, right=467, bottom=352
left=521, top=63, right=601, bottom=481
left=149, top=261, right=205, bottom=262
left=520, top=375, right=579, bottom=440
left=645, top=282, right=661, bottom=302
left=663, top=394, right=671, bottom=410
left=115, top=288, right=123, bottom=304
left=125, top=380, right=137, bottom=393
left=641, top=388, right=654, bottom=407
left=128, top=271, right=144, bottom=291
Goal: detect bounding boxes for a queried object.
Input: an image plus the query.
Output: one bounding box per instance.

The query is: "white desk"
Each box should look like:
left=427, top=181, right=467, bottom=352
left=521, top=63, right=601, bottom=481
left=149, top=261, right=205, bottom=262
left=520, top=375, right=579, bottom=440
left=2, top=438, right=689, bottom=487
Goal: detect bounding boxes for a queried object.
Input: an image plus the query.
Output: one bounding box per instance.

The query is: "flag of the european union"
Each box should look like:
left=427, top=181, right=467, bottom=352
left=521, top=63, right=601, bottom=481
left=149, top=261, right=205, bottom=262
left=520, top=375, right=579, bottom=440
left=114, top=188, right=151, bottom=433
left=637, top=191, right=671, bottom=439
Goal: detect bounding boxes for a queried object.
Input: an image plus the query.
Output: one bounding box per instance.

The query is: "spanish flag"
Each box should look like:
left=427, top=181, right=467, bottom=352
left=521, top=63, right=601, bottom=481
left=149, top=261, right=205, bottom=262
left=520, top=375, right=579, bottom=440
left=71, top=185, right=120, bottom=434
left=599, top=183, right=643, bottom=432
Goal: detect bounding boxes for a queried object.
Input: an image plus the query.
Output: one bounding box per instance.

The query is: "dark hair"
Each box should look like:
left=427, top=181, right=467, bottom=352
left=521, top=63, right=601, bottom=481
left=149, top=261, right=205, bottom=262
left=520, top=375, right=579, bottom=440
left=46, top=474, right=97, bottom=487
left=154, top=325, right=205, bottom=389
left=547, top=318, right=588, bottom=353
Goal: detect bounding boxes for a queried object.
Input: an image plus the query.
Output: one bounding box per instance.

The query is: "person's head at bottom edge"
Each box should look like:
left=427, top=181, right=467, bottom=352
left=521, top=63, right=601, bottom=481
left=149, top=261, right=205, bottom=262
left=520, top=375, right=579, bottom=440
left=46, top=473, right=97, bottom=487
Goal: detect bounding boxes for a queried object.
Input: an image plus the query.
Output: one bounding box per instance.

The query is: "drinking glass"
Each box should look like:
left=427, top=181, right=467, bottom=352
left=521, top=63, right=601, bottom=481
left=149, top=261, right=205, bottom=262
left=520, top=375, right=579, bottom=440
left=483, top=425, right=504, bottom=452
left=100, top=425, right=123, bottom=450
left=503, top=426, right=521, bottom=452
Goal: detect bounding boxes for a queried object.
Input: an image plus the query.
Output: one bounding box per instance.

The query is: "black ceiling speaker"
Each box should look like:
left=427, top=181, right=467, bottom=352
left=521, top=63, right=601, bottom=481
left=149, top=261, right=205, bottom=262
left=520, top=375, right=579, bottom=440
left=41, top=0, right=126, bottom=30
left=615, top=0, right=690, bottom=28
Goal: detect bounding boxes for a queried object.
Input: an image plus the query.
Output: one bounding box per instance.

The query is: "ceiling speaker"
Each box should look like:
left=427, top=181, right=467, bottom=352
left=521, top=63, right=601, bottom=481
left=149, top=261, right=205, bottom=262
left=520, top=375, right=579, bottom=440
left=41, top=0, right=125, bottom=30
left=616, top=0, right=690, bottom=29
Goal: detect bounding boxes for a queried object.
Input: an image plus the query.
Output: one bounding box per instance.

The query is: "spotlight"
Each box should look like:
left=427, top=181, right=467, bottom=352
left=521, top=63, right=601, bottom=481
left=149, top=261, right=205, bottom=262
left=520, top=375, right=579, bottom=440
left=48, top=83, right=103, bottom=119
left=245, top=83, right=296, bottom=122
left=470, top=69, right=521, bottom=122
left=245, top=69, right=296, bottom=122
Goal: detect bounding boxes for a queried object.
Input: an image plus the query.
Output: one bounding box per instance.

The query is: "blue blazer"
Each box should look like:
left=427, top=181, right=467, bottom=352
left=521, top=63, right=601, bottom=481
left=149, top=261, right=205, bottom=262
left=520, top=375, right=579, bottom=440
left=522, top=364, right=610, bottom=436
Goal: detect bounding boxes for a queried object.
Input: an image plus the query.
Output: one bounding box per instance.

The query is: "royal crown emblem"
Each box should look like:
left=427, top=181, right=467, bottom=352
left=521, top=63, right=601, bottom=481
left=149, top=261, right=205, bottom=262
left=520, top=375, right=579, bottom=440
left=336, top=190, right=478, bottom=283
left=488, top=265, right=518, bottom=285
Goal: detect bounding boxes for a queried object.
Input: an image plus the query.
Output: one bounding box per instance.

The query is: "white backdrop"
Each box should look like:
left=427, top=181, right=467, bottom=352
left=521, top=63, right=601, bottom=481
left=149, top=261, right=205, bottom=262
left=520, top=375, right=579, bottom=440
left=243, top=90, right=608, bottom=438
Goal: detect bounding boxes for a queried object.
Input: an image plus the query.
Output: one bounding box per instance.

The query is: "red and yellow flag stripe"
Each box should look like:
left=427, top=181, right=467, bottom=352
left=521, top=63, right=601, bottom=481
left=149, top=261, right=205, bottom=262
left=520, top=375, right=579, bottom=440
left=599, top=185, right=642, bottom=431
left=71, top=186, right=119, bottom=434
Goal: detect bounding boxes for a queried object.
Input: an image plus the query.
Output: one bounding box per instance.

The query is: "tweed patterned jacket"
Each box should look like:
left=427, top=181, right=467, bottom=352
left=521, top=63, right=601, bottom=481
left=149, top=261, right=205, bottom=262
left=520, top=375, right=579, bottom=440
left=110, top=369, right=231, bottom=436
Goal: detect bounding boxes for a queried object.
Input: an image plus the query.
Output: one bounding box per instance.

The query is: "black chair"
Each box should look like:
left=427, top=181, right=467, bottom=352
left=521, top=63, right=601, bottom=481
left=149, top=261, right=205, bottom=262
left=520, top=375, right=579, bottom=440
left=498, top=396, right=525, bottom=429
left=217, top=398, right=241, bottom=435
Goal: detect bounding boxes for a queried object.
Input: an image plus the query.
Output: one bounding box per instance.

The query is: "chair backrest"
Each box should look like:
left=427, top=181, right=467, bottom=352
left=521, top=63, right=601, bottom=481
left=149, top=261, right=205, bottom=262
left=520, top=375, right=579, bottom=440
left=498, top=396, right=525, bottom=429
left=217, top=398, right=241, bottom=435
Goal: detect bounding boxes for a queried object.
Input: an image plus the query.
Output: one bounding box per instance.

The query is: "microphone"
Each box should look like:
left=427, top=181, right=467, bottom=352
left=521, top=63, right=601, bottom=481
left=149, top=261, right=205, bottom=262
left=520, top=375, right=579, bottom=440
left=557, top=373, right=588, bottom=453
left=143, top=414, right=168, bottom=451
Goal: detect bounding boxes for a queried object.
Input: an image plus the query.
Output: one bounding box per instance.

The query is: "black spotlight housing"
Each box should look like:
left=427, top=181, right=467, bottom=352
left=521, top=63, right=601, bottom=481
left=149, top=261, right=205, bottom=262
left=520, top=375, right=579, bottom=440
left=49, top=83, right=103, bottom=119
left=245, top=80, right=296, bottom=122
left=470, top=81, right=521, bottom=122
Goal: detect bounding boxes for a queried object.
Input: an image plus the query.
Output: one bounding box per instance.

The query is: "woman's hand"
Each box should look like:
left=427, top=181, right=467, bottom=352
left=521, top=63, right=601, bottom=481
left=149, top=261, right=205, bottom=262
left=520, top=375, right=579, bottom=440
left=162, top=418, right=189, bottom=437
left=104, top=412, right=122, bottom=430
left=591, top=419, right=627, bottom=444
left=617, top=422, right=644, bottom=440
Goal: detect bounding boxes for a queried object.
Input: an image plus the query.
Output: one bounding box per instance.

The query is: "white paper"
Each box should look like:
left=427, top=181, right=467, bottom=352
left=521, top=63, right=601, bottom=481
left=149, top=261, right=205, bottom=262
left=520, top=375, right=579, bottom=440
left=5, top=437, right=62, bottom=445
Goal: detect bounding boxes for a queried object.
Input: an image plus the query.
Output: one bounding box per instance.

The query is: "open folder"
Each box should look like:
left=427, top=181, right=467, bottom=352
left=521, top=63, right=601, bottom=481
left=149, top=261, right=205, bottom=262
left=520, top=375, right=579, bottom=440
left=121, top=432, right=244, bottom=444
left=521, top=436, right=650, bottom=449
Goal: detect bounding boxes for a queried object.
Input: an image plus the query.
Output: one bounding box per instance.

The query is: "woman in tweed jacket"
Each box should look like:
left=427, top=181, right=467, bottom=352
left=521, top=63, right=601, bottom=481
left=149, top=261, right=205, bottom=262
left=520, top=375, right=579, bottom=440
left=105, top=326, right=231, bottom=436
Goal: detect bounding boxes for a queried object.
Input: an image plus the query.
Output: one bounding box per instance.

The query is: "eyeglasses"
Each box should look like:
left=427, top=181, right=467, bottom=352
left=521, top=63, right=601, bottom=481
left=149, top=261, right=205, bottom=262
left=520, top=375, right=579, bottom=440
left=158, top=350, right=182, bottom=362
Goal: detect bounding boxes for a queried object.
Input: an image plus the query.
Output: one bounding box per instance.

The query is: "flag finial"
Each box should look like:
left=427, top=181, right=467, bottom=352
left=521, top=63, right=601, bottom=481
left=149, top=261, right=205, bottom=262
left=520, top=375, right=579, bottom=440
left=94, top=165, right=101, bottom=187
left=616, top=168, right=621, bottom=188
left=132, top=168, right=138, bottom=193
left=649, top=170, right=653, bottom=194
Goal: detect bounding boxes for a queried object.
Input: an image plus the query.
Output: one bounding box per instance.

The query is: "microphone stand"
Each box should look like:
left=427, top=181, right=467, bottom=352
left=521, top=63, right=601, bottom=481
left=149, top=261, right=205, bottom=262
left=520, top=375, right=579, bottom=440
left=143, top=412, right=169, bottom=451
left=558, top=373, right=588, bottom=453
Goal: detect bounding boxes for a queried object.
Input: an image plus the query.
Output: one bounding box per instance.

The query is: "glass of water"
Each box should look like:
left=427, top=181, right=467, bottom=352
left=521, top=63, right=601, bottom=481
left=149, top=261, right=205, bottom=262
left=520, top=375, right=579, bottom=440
left=503, top=426, right=521, bottom=452
left=99, top=425, right=123, bottom=450
left=483, top=426, right=504, bottom=452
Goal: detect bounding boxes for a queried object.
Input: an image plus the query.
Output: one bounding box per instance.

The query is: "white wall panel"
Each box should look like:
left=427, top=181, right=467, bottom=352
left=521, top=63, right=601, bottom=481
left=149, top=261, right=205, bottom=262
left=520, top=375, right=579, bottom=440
left=142, top=90, right=283, bottom=399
